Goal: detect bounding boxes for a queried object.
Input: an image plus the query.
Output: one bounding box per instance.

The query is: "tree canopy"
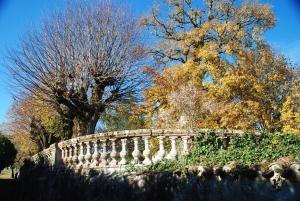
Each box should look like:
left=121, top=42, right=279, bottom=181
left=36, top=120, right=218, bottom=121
left=0, top=133, right=17, bottom=172
left=142, top=0, right=299, bottom=132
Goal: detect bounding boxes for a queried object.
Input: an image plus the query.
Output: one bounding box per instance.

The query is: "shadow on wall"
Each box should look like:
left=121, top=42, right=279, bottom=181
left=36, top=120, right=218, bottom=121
left=2, top=160, right=300, bottom=201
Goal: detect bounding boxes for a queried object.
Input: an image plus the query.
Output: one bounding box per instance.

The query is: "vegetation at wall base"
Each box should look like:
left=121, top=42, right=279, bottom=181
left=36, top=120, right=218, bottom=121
left=135, top=131, right=300, bottom=174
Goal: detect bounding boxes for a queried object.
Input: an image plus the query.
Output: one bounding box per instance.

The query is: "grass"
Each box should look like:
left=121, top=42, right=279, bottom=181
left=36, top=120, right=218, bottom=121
left=0, top=168, right=12, bottom=179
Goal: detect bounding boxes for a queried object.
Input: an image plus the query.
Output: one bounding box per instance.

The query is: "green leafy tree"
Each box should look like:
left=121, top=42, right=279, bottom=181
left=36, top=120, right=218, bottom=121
left=0, top=133, right=17, bottom=173
left=98, top=103, right=146, bottom=132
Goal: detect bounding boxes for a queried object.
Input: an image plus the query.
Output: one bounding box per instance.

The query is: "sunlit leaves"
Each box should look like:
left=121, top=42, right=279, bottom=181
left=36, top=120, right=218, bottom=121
left=143, top=0, right=298, bottom=133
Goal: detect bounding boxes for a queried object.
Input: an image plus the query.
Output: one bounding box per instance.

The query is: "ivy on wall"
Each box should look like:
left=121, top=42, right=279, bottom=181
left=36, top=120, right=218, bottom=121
left=189, top=131, right=300, bottom=166
left=141, top=131, right=300, bottom=173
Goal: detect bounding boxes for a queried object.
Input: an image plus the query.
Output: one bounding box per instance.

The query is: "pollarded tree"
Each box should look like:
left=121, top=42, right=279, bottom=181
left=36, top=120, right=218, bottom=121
left=0, top=133, right=17, bottom=173
left=7, top=1, right=147, bottom=137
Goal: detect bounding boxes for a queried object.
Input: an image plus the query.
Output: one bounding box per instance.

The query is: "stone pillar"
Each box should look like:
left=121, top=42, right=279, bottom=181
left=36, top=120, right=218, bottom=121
left=153, top=136, right=165, bottom=162
left=67, top=146, right=73, bottom=168
left=91, top=141, right=99, bottom=167
left=109, top=138, right=118, bottom=166
left=62, top=147, right=68, bottom=165
left=84, top=141, right=92, bottom=168
left=143, top=136, right=151, bottom=165
left=166, top=136, right=177, bottom=160
left=118, top=139, right=127, bottom=165
left=100, top=139, right=108, bottom=167
left=72, top=143, right=79, bottom=167
left=77, top=142, right=84, bottom=169
left=132, top=137, right=141, bottom=164
left=182, top=136, right=190, bottom=155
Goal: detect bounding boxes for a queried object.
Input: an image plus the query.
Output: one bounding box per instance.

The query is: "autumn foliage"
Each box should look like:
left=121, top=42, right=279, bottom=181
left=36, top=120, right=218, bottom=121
left=142, top=0, right=300, bottom=133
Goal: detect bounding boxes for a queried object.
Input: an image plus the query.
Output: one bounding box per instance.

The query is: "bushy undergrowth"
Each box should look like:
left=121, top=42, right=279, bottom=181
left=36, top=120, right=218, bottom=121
left=143, top=131, right=300, bottom=173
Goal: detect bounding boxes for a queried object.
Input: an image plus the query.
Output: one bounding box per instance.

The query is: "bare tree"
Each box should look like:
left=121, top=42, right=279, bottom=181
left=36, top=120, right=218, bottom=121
left=7, top=1, right=147, bottom=137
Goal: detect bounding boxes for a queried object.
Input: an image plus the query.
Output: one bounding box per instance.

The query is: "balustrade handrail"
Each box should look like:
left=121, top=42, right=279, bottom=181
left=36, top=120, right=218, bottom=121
left=58, top=128, right=256, bottom=147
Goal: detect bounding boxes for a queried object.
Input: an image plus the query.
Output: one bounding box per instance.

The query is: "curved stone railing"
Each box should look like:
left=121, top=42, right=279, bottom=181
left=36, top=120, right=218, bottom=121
left=59, top=129, right=197, bottom=173
left=32, top=129, right=247, bottom=173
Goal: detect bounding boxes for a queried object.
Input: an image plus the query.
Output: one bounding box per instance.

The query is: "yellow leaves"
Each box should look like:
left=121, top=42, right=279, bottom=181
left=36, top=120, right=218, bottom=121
left=143, top=0, right=299, bottom=133
left=219, top=103, right=252, bottom=130
left=281, top=86, right=300, bottom=135
left=196, top=42, right=219, bottom=61
left=237, top=3, right=275, bottom=32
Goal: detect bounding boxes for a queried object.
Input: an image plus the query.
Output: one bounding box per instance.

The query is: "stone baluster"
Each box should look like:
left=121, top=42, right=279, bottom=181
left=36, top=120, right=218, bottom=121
left=62, top=147, right=67, bottom=164
left=65, top=147, right=68, bottom=164
left=119, top=139, right=127, bottom=165
left=132, top=137, right=141, bottom=164
left=67, top=145, right=73, bottom=167
left=100, top=140, right=108, bottom=167
left=109, top=138, right=118, bottom=166
left=143, top=136, right=151, bottom=165
left=72, top=143, right=79, bottom=167
left=84, top=141, right=92, bottom=168
left=166, top=136, right=177, bottom=160
left=153, top=136, right=166, bottom=162
left=77, top=142, right=84, bottom=169
left=91, top=140, right=99, bottom=167
left=182, top=136, right=190, bottom=155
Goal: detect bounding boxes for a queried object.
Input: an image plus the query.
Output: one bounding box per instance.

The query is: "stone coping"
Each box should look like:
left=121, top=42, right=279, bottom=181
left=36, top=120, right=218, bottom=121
left=57, top=128, right=259, bottom=148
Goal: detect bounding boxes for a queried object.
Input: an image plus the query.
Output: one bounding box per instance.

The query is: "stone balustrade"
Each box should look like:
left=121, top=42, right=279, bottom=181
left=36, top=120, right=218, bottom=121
left=29, top=128, right=300, bottom=188
left=57, top=129, right=197, bottom=173
left=30, top=129, right=254, bottom=173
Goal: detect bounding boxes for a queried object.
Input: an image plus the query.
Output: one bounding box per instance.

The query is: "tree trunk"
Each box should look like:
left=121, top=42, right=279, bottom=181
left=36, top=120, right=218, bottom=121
left=63, top=119, right=74, bottom=139
left=87, top=113, right=99, bottom=134
left=10, top=166, right=14, bottom=179
left=77, top=108, right=102, bottom=135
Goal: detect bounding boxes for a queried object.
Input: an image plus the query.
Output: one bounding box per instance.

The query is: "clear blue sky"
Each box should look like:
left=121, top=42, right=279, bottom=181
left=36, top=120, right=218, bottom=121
left=0, top=0, right=299, bottom=124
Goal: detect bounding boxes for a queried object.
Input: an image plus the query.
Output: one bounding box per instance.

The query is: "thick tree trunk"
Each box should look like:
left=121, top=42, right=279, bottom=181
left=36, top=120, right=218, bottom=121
left=87, top=113, right=99, bottom=134
left=62, top=118, right=74, bottom=139
left=77, top=115, right=98, bottom=135
left=77, top=108, right=103, bottom=135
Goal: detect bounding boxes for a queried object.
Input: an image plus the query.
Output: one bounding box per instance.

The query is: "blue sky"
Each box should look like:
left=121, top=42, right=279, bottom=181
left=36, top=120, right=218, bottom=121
left=0, top=0, right=299, bottom=124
